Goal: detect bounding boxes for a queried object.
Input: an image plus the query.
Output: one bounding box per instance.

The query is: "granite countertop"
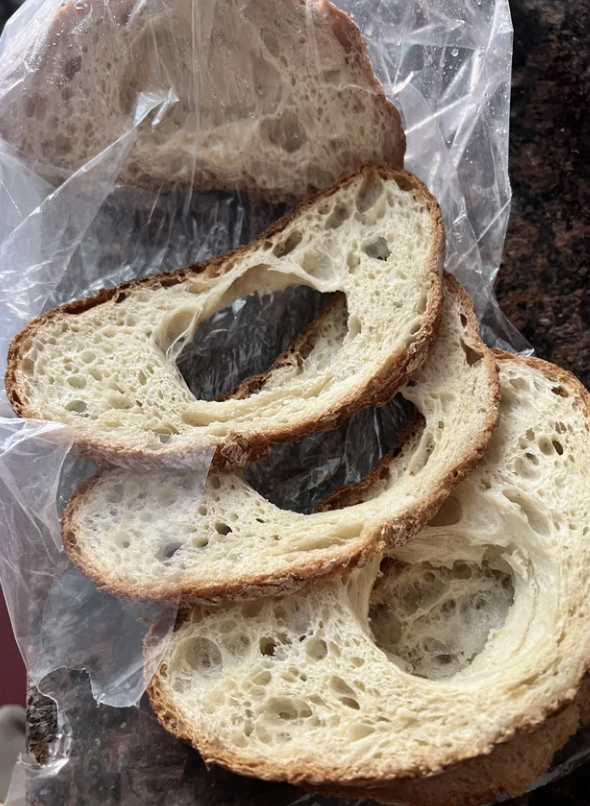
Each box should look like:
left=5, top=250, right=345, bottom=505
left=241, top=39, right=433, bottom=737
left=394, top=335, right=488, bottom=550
left=4, top=0, right=590, bottom=802
left=496, top=0, right=590, bottom=389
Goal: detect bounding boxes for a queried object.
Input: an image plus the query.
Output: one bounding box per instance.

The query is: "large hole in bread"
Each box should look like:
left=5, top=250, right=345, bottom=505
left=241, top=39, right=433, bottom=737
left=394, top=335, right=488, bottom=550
left=356, top=173, right=385, bottom=214
left=369, top=554, right=514, bottom=680
left=182, top=637, right=223, bottom=678
left=245, top=394, right=416, bottom=514
left=362, top=236, right=390, bottom=261
left=261, top=110, right=308, bottom=153
left=176, top=286, right=331, bottom=401
left=428, top=495, right=462, bottom=527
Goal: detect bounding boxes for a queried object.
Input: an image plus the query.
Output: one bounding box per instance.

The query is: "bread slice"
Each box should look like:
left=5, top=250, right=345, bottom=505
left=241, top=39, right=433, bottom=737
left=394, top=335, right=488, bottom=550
left=0, top=0, right=404, bottom=199
left=148, top=353, right=590, bottom=806
left=7, top=166, right=444, bottom=472
left=61, top=274, right=499, bottom=603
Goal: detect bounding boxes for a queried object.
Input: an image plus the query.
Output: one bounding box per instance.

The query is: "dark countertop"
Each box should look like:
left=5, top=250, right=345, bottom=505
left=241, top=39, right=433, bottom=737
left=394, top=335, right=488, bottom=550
left=2, top=0, right=589, bottom=802
left=496, top=0, right=590, bottom=389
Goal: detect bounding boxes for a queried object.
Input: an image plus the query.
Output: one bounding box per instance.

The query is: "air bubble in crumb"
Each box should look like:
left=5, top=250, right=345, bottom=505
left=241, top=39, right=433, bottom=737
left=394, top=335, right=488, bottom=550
left=369, top=557, right=514, bottom=680
left=183, top=637, right=223, bottom=678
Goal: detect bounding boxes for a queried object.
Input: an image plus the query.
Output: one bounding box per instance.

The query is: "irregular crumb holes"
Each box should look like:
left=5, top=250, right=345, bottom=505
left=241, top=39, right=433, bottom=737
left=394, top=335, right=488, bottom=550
left=370, top=557, right=514, bottom=680
left=409, top=429, right=435, bottom=474
left=272, top=230, right=302, bottom=258
left=349, top=723, right=375, bottom=741
left=538, top=436, right=558, bottom=456
left=356, top=173, right=385, bottom=213
left=241, top=600, right=265, bottom=619
left=347, top=252, right=360, bottom=273
left=104, top=484, right=124, bottom=505
left=551, top=385, right=570, bottom=397
left=322, top=68, right=342, bottom=84
left=64, top=55, right=82, bottom=81
left=348, top=315, right=362, bottom=339
left=183, top=637, right=223, bottom=678
left=88, top=366, right=104, bottom=382
left=159, top=308, right=196, bottom=355
left=362, top=236, right=390, bottom=261
left=306, top=637, right=328, bottom=661
left=329, top=676, right=360, bottom=709
left=251, top=52, right=281, bottom=98
left=416, top=293, right=428, bottom=315
left=156, top=488, right=178, bottom=508
left=325, top=203, right=352, bottom=230
left=301, top=249, right=334, bottom=281
left=515, top=456, right=540, bottom=480
left=460, top=338, right=483, bottom=366
left=340, top=697, right=360, bottom=710
left=19, top=358, right=34, bottom=373
left=429, top=495, right=462, bottom=527
left=267, top=697, right=312, bottom=721
left=222, top=634, right=251, bottom=663
left=261, top=110, right=307, bottom=153
left=377, top=465, right=391, bottom=482
left=502, top=489, right=550, bottom=535
left=158, top=541, right=182, bottom=562
left=107, top=392, right=133, bottom=409
left=65, top=399, right=87, bottom=413
left=509, top=376, right=530, bottom=392
left=252, top=670, right=272, bottom=687
left=259, top=637, right=277, bottom=656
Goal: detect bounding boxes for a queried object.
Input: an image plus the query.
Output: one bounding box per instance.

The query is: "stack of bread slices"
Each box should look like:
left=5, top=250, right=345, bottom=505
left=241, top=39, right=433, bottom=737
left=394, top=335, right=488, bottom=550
left=4, top=1, right=590, bottom=805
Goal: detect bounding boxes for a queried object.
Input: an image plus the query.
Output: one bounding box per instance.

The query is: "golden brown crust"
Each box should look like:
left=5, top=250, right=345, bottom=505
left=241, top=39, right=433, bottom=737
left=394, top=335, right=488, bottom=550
left=146, top=353, right=590, bottom=805
left=6, top=165, right=444, bottom=473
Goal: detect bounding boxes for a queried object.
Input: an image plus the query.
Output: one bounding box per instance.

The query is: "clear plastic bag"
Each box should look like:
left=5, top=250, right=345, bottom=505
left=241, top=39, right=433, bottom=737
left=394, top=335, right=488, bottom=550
left=0, top=0, right=587, bottom=802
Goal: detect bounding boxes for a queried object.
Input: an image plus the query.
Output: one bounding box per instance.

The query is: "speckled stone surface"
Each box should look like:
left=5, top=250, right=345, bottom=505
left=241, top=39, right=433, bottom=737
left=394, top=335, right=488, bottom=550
left=496, top=0, right=590, bottom=389
left=3, top=0, right=590, bottom=802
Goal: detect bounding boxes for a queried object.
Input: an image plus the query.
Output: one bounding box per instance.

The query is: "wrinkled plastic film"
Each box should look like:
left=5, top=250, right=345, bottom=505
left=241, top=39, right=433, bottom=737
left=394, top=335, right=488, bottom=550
left=0, top=420, right=182, bottom=709
left=0, top=0, right=587, bottom=801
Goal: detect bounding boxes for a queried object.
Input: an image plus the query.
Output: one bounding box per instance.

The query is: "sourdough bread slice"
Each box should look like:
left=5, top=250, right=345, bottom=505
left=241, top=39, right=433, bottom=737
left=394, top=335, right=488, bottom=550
left=0, top=0, right=404, bottom=198
left=148, top=354, right=590, bottom=806
left=7, top=166, right=443, bottom=472
left=61, top=274, right=499, bottom=603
